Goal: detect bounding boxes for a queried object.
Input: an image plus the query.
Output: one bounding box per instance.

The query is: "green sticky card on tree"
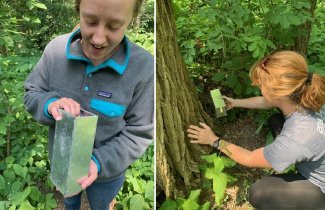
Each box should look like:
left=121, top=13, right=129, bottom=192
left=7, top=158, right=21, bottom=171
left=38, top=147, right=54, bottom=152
left=210, top=89, right=227, bottom=118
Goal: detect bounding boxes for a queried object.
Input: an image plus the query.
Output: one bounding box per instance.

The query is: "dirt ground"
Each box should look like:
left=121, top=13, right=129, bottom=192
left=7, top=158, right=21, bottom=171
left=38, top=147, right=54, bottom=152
left=218, top=117, right=269, bottom=210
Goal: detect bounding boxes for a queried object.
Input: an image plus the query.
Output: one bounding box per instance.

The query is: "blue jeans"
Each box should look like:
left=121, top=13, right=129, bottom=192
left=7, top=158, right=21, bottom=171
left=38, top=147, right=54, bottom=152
left=64, top=175, right=125, bottom=210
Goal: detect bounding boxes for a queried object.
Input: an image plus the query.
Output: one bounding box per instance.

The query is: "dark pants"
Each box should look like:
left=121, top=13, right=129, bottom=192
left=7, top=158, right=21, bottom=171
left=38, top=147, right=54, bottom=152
left=248, top=114, right=325, bottom=210
left=64, top=175, right=125, bottom=210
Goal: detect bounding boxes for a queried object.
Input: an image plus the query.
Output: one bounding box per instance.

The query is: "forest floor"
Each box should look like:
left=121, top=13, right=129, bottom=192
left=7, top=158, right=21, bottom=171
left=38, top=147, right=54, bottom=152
left=218, top=117, right=269, bottom=210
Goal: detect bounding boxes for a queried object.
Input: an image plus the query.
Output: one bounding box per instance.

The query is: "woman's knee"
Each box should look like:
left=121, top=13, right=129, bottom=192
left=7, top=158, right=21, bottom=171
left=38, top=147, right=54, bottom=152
left=248, top=182, right=264, bottom=208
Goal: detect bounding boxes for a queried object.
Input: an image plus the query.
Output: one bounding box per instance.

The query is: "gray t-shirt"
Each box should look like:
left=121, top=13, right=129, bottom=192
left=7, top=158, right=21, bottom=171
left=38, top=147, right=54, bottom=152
left=264, top=107, right=325, bottom=193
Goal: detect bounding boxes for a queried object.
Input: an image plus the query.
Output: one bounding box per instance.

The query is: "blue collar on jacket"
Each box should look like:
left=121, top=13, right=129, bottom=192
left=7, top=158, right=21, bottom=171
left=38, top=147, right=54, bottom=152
left=66, top=28, right=130, bottom=75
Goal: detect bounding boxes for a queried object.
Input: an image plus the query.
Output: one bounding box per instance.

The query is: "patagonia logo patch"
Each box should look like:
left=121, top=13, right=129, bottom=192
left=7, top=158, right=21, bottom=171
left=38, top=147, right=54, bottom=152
left=97, top=91, right=112, bottom=98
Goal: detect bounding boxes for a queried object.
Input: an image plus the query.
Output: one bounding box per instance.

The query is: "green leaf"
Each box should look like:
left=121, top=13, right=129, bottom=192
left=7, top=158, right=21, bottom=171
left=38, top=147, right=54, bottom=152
left=132, top=178, right=144, bottom=194
left=0, top=202, right=9, bottom=210
left=212, top=173, right=227, bottom=206
left=176, top=198, right=186, bottom=207
left=18, top=200, right=35, bottom=210
left=0, top=175, right=5, bottom=190
left=9, top=181, right=23, bottom=195
left=221, top=157, right=236, bottom=168
left=46, top=198, right=57, bottom=208
left=265, top=132, right=275, bottom=146
left=30, top=17, right=41, bottom=24
left=252, top=48, right=260, bottom=58
left=248, top=42, right=257, bottom=52
left=145, top=181, right=154, bottom=201
left=3, top=36, right=14, bottom=47
left=30, top=186, right=41, bottom=202
left=0, top=125, right=6, bottom=135
left=214, top=157, right=224, bottom=173
left=159, top=199, right=178, bottom=210
left=201, top=202, right=211, bottom=210
left=3, top=169, right=15, bottom=182
left=34, top=3, right=47, bottom=10
left=45, top=193, right=57, bottom=208
left=129, top=194, right=145, bottom=210
left=181, top=199, right=200, bottom=210
left=205, top=168, right=215, bottom=179
left=201, top=153, right=217, bottom=163
left=5, top=157, right=15, bottom=164
left=226, top=74, right=237, bottom=88
left=234, top=82, right=243, bottom=95
left=10, top=187, right=31, bottom=206
left=187, top=189, right=201, bottom=202
left=0, top=138, right=6, bottom=146
left=211, top=71, right=226, bottom=82
left=13, top=164, right=25, bottom=178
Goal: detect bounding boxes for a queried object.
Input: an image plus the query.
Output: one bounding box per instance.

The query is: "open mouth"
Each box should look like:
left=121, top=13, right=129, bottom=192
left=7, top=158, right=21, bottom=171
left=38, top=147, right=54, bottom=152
left=92, top=44, right=105, bottom=49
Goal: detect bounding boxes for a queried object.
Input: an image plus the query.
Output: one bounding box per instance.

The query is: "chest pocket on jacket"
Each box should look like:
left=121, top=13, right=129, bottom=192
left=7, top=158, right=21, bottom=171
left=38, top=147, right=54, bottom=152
left=90, top=99, right=126, bottom=118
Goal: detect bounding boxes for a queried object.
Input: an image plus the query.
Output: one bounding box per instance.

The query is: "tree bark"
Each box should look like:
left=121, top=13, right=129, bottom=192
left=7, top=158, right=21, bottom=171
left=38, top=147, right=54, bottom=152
left=156, top=0, right=218, bottom=199
left=293, top=0, right=317, bottom=54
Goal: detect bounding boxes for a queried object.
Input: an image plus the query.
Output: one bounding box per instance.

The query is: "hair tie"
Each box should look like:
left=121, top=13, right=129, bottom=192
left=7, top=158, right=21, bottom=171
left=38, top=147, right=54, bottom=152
left=306, top=72, right=313, bottom=85
left=260, top=57, right=271, bottom=74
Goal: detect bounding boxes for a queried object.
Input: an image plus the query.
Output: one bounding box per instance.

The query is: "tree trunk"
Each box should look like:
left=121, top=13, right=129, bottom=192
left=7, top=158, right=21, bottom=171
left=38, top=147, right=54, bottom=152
left=293, top=0, right=317, bottom=54
left=156, top=0, right=219, bottom=199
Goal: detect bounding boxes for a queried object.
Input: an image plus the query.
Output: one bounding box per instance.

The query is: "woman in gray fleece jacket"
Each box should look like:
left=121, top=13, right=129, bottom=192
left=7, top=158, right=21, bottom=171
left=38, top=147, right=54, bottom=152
left=24, top=0, right=153, bottom=209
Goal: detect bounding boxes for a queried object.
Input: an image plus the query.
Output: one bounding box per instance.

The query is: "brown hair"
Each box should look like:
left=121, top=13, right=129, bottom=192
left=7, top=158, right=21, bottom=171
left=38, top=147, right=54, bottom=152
left=74, top=0, right=144, bottom=19
left=250, top=51, right=325, bottom=112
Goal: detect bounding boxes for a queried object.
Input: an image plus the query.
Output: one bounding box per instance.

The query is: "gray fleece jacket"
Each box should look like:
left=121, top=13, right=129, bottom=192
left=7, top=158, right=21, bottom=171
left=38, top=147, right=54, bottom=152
left=24, top=29, right=154, bottom=182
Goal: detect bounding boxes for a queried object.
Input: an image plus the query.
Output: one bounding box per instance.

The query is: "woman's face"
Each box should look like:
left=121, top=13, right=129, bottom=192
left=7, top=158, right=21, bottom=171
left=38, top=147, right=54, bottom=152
left=79, top=0, right=135, bottom=66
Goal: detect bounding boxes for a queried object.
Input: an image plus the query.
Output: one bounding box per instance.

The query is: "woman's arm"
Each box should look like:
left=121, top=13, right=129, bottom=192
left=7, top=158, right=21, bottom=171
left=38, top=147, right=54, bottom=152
left=224, top=96, right=273, bottom=110
left=187, top=123, right=272, bottom=168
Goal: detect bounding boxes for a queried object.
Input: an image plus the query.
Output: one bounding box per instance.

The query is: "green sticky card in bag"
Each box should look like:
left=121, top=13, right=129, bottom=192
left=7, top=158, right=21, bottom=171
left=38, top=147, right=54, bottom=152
left=210, top=89, right=227, bottom=118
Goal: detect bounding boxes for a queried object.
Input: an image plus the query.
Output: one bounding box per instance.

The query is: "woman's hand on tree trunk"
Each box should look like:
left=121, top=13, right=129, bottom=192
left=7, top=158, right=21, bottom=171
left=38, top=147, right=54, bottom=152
left=187, top=122, right=218, bottom=146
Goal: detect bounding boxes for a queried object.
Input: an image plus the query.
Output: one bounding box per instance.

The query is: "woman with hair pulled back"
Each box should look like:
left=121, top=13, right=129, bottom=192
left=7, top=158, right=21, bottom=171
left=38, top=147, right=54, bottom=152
left=188, top=51, right=325, bottom=209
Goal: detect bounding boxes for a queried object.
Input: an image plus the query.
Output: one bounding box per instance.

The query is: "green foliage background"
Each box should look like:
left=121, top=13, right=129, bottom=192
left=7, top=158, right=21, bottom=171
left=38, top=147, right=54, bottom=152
left=0, top=0, right=154, bottom=209
left=173, top=0, right=324, bottom=100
